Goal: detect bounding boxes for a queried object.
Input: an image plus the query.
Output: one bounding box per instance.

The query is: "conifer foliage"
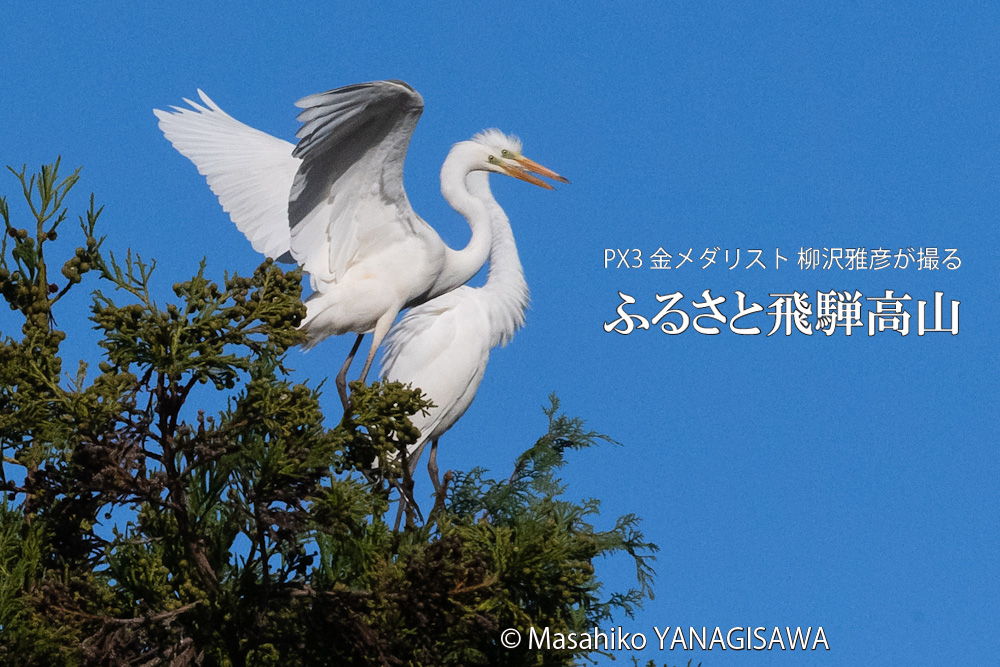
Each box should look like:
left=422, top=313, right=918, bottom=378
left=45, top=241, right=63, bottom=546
left=0, top=163, right=656, bottom=666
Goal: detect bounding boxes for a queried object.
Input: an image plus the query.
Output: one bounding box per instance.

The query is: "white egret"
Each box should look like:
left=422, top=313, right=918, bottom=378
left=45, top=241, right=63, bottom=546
left=379, top=130, right=567, bottom=488
left=154, top=80, right=564, bottom=405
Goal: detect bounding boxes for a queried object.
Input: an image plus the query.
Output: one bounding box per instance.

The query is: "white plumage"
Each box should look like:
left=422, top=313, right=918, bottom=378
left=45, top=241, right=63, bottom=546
left=154, top=90, right=299, bottom=261
left=154, top=81, right=564, bottom=406
left=381, top=131, right=565, bottom=480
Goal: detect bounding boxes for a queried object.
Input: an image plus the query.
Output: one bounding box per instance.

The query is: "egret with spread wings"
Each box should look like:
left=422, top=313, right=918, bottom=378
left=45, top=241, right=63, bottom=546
left=155, top=81, right=564, bottom=406
left=379, top=131, right=564, bottom=488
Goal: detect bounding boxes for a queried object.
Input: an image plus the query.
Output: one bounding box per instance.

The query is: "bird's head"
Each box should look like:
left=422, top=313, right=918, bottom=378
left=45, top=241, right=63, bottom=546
left=468, top=129, right=570, bottom=189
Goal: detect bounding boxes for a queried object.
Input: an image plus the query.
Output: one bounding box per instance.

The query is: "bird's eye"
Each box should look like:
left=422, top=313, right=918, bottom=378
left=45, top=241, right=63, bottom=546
left=501, top=150, right=509, bottom=157
left=488, top=155, right=496, bottom=162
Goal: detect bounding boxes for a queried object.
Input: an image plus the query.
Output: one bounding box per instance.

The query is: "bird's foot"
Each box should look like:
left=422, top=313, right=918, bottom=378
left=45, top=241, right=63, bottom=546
left=428, top=471, right=453, bottom=525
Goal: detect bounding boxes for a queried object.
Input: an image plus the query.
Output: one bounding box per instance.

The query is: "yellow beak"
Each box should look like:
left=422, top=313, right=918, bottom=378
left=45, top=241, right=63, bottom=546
left=504, top=164, right=556, bottom=190
left=515, top=155, right=571, bottom=184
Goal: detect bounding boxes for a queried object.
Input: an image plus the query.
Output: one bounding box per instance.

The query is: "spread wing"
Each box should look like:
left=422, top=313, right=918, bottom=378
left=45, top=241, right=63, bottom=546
left=154, top=90, right=299, bottom=261
left=288, top=80, right=425, bottom=284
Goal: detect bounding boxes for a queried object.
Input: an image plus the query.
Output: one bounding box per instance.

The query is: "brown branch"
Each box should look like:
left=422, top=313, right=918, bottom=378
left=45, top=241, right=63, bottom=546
left=450, top=575, right=498, bottom=596
left=156, top=370, right=219, bottom=594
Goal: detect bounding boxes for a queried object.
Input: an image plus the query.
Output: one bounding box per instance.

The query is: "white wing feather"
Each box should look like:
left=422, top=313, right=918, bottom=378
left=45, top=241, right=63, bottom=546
left=154, top=90, right=299, bottom=261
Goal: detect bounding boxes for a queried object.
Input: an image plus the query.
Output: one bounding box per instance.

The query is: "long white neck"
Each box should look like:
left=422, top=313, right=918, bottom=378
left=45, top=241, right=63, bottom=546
left=434, top=144, right=493, bottom=296
left=466, top=171, right=529, bottom=348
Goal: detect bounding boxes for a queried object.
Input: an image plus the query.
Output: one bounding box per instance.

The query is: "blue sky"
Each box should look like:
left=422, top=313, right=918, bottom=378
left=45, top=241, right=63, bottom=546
left=2, top=3, right=997, bottom=665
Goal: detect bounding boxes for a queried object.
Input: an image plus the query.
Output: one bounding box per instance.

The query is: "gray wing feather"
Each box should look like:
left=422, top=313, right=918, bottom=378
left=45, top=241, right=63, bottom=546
left=287, top=81, right=425, bottom=282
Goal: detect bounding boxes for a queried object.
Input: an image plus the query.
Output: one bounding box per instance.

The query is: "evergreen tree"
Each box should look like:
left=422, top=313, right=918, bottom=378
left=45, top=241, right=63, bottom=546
left=0, top=162, right=656, bottom=666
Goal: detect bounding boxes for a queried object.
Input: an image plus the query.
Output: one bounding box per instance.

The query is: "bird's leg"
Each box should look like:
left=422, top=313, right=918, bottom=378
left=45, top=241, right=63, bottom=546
left=427, top=440, right=450, bottom=524
left=337, top=334, right=365, bottom=409
left=393, top=496, right=404, bottom=532
left=403, top=473, right=416, bottom=529
left=428, top=439, right=441, bottom=494
left=355, top=312, right=397, bottom=386
left=392, top=443, right=423, bottom=531
left=391, top=476, right=423, bottom=531
left=429, top=471, right=452, bottom=528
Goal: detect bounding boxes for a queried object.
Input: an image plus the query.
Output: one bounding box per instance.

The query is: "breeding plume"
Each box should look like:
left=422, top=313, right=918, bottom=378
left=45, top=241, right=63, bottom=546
left=154, top=80, right=565, bottom=405
left=380, top=131, right=557, bottom=485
